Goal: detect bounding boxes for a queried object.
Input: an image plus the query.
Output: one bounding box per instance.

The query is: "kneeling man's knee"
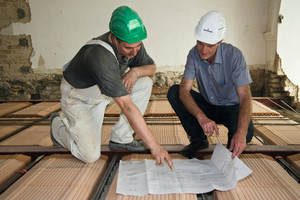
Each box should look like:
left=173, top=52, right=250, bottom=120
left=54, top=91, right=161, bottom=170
left=141, top=76, right=153, bottom=88
left=80, top=150, right=101, bottom=164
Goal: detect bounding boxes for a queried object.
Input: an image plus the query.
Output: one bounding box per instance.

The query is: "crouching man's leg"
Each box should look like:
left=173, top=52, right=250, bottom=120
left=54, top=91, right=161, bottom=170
left=167, top=84, right=210, bottom=158
left=219, top=104, right=254, bottom=149
left=50, top=78, right=109, bottom=163
left=109, top=77, right=152, bottom=151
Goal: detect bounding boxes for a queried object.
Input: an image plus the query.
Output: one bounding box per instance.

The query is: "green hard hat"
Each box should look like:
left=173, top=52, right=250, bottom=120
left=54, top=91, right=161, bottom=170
left=109, top=6, right=147, bottom=44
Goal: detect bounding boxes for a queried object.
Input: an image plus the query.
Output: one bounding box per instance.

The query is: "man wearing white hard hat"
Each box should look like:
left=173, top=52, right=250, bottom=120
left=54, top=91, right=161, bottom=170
left=167, top=11, right=254, bottom=159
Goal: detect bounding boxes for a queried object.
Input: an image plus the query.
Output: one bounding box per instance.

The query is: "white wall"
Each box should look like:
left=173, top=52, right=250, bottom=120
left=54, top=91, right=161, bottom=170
left=4, top=0, right=268, bottom=72
left=278, top=0, right=300, bottom=99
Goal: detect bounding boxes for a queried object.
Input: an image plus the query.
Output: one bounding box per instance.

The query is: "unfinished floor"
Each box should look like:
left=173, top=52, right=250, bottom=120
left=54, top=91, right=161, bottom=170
left=0, top=99, right=300, bottom=199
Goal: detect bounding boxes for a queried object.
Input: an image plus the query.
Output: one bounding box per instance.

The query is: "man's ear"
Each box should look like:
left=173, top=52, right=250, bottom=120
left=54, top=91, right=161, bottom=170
left=216, top=40, right=223, bottom=47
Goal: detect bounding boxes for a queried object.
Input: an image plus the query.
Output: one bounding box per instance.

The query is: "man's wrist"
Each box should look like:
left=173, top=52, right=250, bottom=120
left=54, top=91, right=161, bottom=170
left=236, top=129, right=247, bottom=137
left=131, top=68, right=139, bottom=79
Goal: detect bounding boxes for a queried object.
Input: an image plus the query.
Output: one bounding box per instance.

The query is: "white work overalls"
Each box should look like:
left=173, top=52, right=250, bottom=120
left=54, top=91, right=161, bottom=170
left=51, top=40, right=152, bottom=163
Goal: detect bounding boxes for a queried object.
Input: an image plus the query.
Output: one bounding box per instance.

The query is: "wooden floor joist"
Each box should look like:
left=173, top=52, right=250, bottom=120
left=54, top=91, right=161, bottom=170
left=0, top=144, right=300, bottom=156
left=104, top=99, right=177, bottom=117
left=213, top=153, right=300, bottom=200
left=0, top=154, right=31, bottom=186
left=252, top=100, right=281, bottom=116
left=0, top=126, right=25, bottom=140
left=101, top=124, right=262, bottom=147
left=0, top=99, right=287, bottom=118
left=0, top=126, right=53, bottom=146
left=104, top=100, right=285, bottom=117
left=0, top=154, right=108, bottom=200
left=287, top=153, right=300, bottom=174
left=104, top=103, right=121, bottom=117
left=5, top=102, right=60, bottom=118
left=144, top=100, right=176, bottom=117
left=0, top=102, right=33, bottom=117
left=254, top=119, right=300, bottom=145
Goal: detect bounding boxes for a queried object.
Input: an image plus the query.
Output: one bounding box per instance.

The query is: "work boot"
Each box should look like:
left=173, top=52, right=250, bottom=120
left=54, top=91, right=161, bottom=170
left=109, top=140, right=147, bottom=151
left=180, top=138, right=209, bottom=159
left=50, top=112, right=63, bottom=148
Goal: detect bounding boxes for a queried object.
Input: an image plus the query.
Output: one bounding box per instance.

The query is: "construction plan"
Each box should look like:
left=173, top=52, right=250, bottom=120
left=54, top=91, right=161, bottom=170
left=117, top=142, right=252, bottom=196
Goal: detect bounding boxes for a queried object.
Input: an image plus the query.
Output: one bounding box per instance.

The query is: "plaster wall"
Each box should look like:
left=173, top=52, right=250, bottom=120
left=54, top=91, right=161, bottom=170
left=278, top=0, right=300, bottom=100
left=3, top=0, right=268, bottom=72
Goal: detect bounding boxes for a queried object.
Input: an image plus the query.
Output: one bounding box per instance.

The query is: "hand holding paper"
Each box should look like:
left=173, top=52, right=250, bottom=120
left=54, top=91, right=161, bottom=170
left=117, top=142, right=252, bottom=196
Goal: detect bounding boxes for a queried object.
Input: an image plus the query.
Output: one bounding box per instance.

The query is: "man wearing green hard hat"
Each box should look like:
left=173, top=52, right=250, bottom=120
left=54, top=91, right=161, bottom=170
left=50, top=6, right=174, bottom=169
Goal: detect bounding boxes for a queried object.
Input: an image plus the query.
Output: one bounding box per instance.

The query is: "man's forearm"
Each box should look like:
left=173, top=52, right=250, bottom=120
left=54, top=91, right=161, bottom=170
left=115, top=96, right=158, bottom=149
left=125, top=107, right=158, bottom=149
left=236, top=85, right=252, bottom=136
left=179, top=90, right=206, bottom=121
left=114, top=95, right=174, bottom=169
left=237, top=100, right=251, bottom=134
left=179, top=88, right=220, bottom=136
left=132, top=63, right=156, bottom=78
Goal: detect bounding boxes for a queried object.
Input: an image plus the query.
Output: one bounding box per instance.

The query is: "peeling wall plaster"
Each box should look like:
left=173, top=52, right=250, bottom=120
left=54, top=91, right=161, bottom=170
left=10, top=0, right=268, bottom=71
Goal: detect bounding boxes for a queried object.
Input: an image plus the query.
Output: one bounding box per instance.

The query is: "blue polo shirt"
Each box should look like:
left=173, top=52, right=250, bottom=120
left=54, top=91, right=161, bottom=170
left=183, top=43, right=252, bottom=106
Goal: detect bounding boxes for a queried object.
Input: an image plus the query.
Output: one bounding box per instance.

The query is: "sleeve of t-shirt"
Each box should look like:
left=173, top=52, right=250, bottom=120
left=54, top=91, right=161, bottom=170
left=129, top=43, right=154, bottom=67
left=231, top=47, right=253, bottom=89
left=182, top=46, right=197, bottom=81
left=84, top=45, right=129, bottom=97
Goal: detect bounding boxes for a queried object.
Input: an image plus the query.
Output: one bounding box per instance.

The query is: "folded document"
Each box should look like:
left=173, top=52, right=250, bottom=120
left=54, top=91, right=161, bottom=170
left=117, top=142, right=252, bottom=196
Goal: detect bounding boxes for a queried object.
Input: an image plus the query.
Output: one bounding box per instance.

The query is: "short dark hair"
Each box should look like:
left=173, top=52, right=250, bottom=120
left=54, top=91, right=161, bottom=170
left=111, top=33, right=124, bottom=44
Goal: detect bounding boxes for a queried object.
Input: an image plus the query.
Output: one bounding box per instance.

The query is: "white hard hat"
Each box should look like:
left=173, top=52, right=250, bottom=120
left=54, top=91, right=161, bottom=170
left=194, top=11, right=226, bottom=44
